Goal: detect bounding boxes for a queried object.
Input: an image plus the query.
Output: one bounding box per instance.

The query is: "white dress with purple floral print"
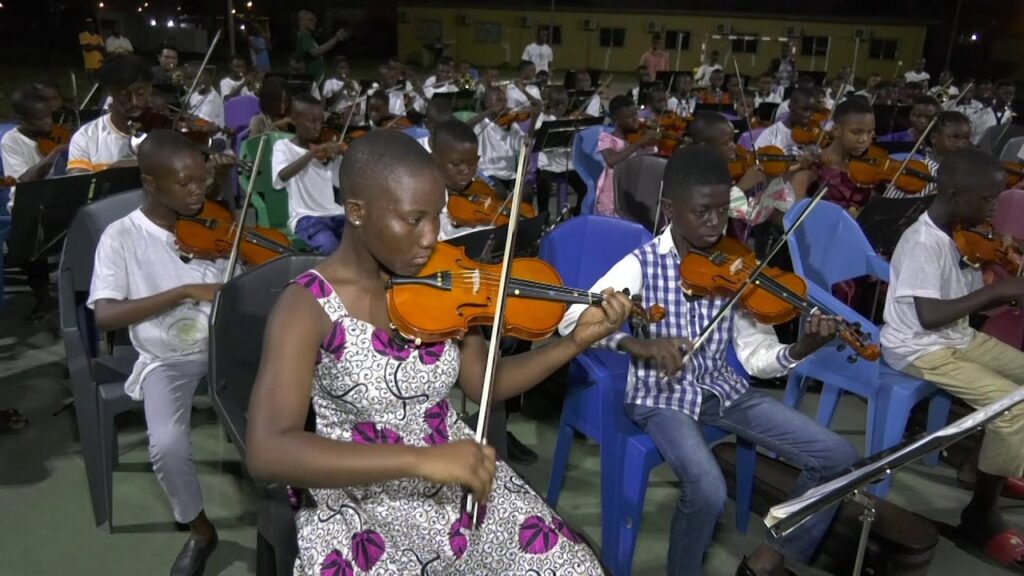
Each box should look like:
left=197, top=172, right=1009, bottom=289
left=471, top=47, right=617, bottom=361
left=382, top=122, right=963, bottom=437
left=291, top=270, right=604, bottom=576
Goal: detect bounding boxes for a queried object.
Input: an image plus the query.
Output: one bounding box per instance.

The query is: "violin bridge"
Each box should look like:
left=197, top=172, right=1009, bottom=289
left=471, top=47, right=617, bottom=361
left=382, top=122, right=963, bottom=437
left=471, top=269, right=481, bottom=295
left=729, top=258, right=744, bottom=276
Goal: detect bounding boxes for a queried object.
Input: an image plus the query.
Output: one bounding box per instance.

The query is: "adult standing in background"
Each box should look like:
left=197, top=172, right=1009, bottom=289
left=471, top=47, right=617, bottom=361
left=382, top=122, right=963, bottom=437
left=79, top=19, right=105, bottom=80
left=694, top=50, right=721, bottom=87
left=639, top=33, right=669, bottom=83
left=247, top=24, right=272, bottom=74
left=904, top=59, right=931, bottom=89
left=769, top=43, right=797, bottom=89
left=294, top=10, right=347, bottom=79
left=105, top=22, right=134, bottom=56
left=521, top=28, right=554, bottom=74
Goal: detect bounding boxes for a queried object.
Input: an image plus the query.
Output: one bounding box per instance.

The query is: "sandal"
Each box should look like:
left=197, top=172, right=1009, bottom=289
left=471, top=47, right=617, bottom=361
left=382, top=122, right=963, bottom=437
left=0, top=409, right=28, bottom=434
left=956, top=525, right=1024, bottom=572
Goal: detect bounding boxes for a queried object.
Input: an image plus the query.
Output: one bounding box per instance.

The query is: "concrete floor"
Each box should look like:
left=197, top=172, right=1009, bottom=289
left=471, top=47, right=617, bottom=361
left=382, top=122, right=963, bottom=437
left=0, top=287, right=1021, bottom=576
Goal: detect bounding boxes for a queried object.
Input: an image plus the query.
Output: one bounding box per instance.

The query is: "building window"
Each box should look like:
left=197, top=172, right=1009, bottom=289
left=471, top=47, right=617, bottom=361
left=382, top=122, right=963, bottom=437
left=415, top=20, right=442, bottom=43
left=475, top=22, right=502, bottom=44
left=664, top=30, right=691, bottom=51
left=599, top=27, right=626, bottom=48
left=731, top=36, right=758, bottom=54
left=869, top=38, right=899, bottom=60
left=543, top=25, right=562, bottom=46
left=800, top=36, right=830, bottom=57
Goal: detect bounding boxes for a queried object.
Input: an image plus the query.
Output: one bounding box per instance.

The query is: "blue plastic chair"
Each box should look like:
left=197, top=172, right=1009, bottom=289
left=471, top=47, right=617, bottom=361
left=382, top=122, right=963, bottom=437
left=539, top=216, right=756, bottom=575
left=783, top=199, right=951, bottom=495
left=403, top=126, right=429, bottom=142
left=0, top=121, right=17, bottom=310
left=572, top=125, right=612, bottom=215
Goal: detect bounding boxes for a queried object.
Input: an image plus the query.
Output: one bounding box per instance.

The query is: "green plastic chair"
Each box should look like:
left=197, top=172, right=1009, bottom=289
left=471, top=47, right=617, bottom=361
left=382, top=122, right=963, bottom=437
left=238, top=131, right=311, bottom=251
left=453, top=110, right=477, bottom=123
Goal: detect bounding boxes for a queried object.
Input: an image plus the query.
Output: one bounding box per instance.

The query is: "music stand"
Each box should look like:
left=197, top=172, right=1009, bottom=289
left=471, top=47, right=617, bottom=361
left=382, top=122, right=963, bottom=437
left=636, top=81, right=662, bottom=107
left=430, top=90, right=478, bottom=112
left=694, top=102, right=735, bottom=115
left=562, top=69, right=601, bottom=91
left=282, top=74, right=315, bottom=96
left=872, top=104, right=910, bottom=137
left=7, top=168, right=142, bottom=265
left=566, top=90, right=597, bottom=115
left=654, top=71, right=690, bottom=92
left=856, top=194, right=934, bottom=258
left=445, top=212, right=549, bottom=263
left=532, top=117, right=604, bottom=155
left=756, top=102, right=780, bottom=123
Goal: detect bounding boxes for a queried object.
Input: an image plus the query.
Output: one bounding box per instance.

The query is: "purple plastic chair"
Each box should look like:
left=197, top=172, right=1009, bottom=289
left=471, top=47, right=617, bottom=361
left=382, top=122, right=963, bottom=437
left=225, top=95, right=260, bottom=141
left=737, top=128, right=766, bottom=151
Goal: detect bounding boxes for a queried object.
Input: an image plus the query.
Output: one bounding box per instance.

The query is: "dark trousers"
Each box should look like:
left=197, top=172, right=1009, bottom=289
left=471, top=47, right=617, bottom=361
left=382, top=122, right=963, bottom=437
left=536, top=169, right=586, bottom=219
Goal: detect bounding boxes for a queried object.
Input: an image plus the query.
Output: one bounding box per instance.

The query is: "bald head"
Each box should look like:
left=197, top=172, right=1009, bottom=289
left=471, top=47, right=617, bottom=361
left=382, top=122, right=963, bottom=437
left=138, top=130, right=202, bottom=179
left=339, top=131, right=440, bottom=202
left=938, top=147, right=1004, bottom=199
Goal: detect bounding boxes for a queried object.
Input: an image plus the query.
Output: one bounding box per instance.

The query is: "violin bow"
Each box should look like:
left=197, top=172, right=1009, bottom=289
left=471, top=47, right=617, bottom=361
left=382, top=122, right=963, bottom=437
left=173, top=28, right=222, bottom=128
left=732, top=59, right=761, bottom=170
left=813, top=80, right=846, bottom=149
left=679, top=181, right=832, bottom=367
left=882, top=82, right=974, bottom=197
left=222, top=134, right=269, bottom=283
left=464, top=138, right=533, bottom=528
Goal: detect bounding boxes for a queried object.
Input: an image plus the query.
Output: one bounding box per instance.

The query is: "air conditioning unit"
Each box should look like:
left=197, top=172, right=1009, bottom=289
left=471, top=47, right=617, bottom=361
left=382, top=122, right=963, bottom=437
left=854, top=28, right=872, bottom=39
left=398, top=11, right=410, bottom=24
left=457, top=13, right=473, bottom=26
left=646, top=21, right=664, bottom=33
left=783, top=25, right=802, bottom=38
left=520, top=16, right=533, bottom=28
left=583, top=18, right=599, bottom=31
left=714, top=24, right=734, bottom=35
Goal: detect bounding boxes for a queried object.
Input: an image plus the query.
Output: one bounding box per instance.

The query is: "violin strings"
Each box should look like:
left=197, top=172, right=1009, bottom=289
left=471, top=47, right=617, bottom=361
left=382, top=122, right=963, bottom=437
left=450, top=273, right=603, bottom=301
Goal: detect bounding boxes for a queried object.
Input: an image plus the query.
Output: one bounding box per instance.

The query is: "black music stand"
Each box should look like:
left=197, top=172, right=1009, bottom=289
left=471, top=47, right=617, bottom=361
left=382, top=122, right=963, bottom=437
left=7, top=168, right=142, bottom=265
left=756, top=102, right=780, bottom=123
left=856, top=194, right=934, bottom=257
left=695, top=102, right=735, bottom=115
left=430, top=90, right=478, bottom=112
left=282, top=74, right=316, bottom=96
left=636, top=81, right=661, bottom=107
left=654, top=71, right=690, bottom=92
left=566, top=90, right=597, bottom=115
left=445, top=213, right=549, bottom=263
left=872, top=104, right=911, bottom=137
left=532, top=117, right=604, bottom=154
left=562, top=69, right=601, bottom=91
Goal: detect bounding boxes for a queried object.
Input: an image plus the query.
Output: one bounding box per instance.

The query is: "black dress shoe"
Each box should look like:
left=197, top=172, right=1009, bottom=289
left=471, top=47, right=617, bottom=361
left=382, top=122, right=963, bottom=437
left=735, top=557, right=795, bottom=576
left=170, top=535, right=218, bottom=576
left=507, top=432, right=539, bottom=465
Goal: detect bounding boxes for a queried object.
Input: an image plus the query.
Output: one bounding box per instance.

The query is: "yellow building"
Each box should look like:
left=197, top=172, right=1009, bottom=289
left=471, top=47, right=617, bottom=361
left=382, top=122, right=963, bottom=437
left=398, top=5, right=928, bottom=82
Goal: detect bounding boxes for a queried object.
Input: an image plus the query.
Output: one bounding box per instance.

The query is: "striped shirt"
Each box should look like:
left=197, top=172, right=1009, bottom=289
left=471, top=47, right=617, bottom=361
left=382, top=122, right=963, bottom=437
left=559, top=227, right=799, bottom=418
left=883, top=154, right=939, bottom=199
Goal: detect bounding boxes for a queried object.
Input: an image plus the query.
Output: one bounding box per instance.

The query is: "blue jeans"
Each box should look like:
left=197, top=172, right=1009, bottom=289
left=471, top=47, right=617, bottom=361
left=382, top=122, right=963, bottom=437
left=627, top=389, right=859, bottom=576
left=294, top=214, right=346, bottom=255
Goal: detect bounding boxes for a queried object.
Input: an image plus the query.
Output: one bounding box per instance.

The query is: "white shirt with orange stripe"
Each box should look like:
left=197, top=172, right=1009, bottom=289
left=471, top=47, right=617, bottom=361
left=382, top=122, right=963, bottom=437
left=67, top=114, right=134, bottom=173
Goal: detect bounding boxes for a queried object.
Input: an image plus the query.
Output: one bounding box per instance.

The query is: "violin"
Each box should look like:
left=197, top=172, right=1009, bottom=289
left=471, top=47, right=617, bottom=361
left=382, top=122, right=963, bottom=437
left=792, top=120, right=826, bottom=146
left=679, top=236, right=880, bottom=362
left=954, top=223, right=1023, bottom=276
left=495, top=110, right=531, bottom=129
left=447, top=178, right=537, bottom=228
left=386, top=242, right=665, bottom=343
left=377, top=114, right=414, bottom=130
left=1, top=176, right=16, bottom=187
left=1004, top=162, right=1024, bottom=188
left=130, top=109, right=211, bottom=148
left=730, top=146, right=803, bottom=179
left=36, top=125, right=72, bottom=155
left=846, top=154, right=935, bottom=193
left=176, top=201, right=295, bottom=266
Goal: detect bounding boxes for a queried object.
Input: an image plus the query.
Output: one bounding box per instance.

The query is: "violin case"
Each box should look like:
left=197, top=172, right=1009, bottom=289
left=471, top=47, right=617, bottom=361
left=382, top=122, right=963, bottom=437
left=714, top=443, right=938, bottom=575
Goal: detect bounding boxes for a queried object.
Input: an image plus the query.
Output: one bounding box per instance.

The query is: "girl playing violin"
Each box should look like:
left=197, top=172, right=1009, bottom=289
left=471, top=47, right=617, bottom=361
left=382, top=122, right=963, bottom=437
left=698, top=70, right=732, bottom=105
left=561, top=145, right=857, bottom=576
left=668, top=72, right=697, bottom=117
left=878, top=94, right=940, bottom=143
left=593, top=95, right=658, bottom=216
left=89, top=131, right=227, bottom=576
left=247, top=76, right=293, bottom=137
left=246, top=130, right=632, bottom=575
left=272, top=93, right=346, bottom=255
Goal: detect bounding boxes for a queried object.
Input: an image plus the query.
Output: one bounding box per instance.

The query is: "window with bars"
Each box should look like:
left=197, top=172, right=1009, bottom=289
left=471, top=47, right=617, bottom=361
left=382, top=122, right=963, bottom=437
left=731, top=37, right=759, bottom=54
left=599, top=27, right=626, bottom=48
left=800, top=36, right=830, bottom=57
left=869, top=38, right=899, bottom=60
left=664, top=30, right=691, bottom=51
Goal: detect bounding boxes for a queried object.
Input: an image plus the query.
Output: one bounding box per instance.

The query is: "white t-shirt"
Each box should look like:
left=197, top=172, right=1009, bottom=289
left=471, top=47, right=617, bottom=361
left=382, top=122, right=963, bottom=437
left=668, top=95, right=697, bottom=117
left=754, top=92, right=783, bottom=107
left=582, top=94, right=602, bottom=117
left=423, top=75, right=458, bottom=100
left=694, top=64, right=722, bottom=87
left=1, top=128, right=44, bottom=212
left=189, top=89, right=225, bottom=130
left=322, top=78, right=363, bottom=116
left=535, top=113, right=572, bottom=173
left=87, top=209, right=229, bottom=400
left=272, top=139, right=344, bottom=232
left=474, top=119, right=524, bottom=180
left=506, top=84, right=542, bottom=111
left=439, top=186, right=492, bottom=242
left=219, top=76, right=254, bottom=99
left=775, top=99, right=791, bottom=120
left=521, top=43, right=554, bottom=73
left=105, top=35, right=133, bottom=55
left=903, top=70, right=931, bottom=86
left=67, top=114, right=133, bottom=173
left=880, top=212, right=982, bottom=369
left=754, top=122, right=800, bottom=155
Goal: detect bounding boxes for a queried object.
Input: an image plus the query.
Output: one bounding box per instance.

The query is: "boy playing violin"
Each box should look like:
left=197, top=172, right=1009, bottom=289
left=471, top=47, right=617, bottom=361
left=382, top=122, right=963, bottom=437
left=2, top=85, right=70, bottom=320
left=668, top=72, right=697, bottom=118
left=755, top=86, right=819, bottom=156
left=884, top=110, right=972, bottom=199
left=430, top=119, right=492, bottom=241
left=183, top=62, right=226, bottom=139
left=561, top=145, right=858, bottom=576
left=219, top=55, right=256, bottom=101
left=881, top=147, right=1024, bottom=571
left=89, top=131, right=226, bottom=576
left=469, top=86, right=538, bottom=192
left=570, top=70, right=603, bottom=117
left=272, top=94, right=345, bottom=255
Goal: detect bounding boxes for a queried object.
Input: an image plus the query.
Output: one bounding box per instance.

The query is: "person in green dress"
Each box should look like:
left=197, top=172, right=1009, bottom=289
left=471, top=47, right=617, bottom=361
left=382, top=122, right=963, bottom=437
left=294, top=10, right=347, bottom=79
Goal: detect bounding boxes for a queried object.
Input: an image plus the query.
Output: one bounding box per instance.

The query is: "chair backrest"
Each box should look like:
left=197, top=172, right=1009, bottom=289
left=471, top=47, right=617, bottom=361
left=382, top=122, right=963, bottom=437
left=784, top=198, right=882, bottom=289
left=539, top=215, right=653, bottom=291
left=404, top=126, right=429, bottom=142
left=0, top=122, right=16, bottom=215
left=239, top=131, right=293, bottom=230
left=979, top=124, right=1024, bottom=156
left=993, top=188, right=1024, bottom=240
left=614, top=154, right=667, bottom=231
left=737, top=128, right=765, bottom=151
left=573, top=125, right=612, bottom=215
left=224, top=95, right=261, bottom=135
left=1000, top=136, right=1024, bottom=163
left=209, top=254, right=325, bottom=455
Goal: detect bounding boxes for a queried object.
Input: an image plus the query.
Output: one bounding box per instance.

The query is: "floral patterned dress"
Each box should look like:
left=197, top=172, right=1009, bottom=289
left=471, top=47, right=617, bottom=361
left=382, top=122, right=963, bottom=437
left=291, top=270, right=604, bottom=576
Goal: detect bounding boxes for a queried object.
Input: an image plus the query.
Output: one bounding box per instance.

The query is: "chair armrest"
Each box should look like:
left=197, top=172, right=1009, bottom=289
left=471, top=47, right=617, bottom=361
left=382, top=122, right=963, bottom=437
left=865, top=253, right=891, bottom=283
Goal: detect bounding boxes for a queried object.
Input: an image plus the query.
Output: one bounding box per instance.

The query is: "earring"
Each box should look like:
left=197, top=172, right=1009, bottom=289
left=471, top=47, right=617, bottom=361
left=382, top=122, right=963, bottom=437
left=350, top=219, right=361, bottom=226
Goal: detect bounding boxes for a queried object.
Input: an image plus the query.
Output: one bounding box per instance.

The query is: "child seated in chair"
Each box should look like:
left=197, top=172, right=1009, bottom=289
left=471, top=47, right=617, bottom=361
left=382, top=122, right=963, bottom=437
left=594, top=95, right=658, bottom=217
left=560, top=145, right=859, bottom=576
left=272, top=93, right=345, bottom=255
left=88, top=131, right=225, bottom=576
